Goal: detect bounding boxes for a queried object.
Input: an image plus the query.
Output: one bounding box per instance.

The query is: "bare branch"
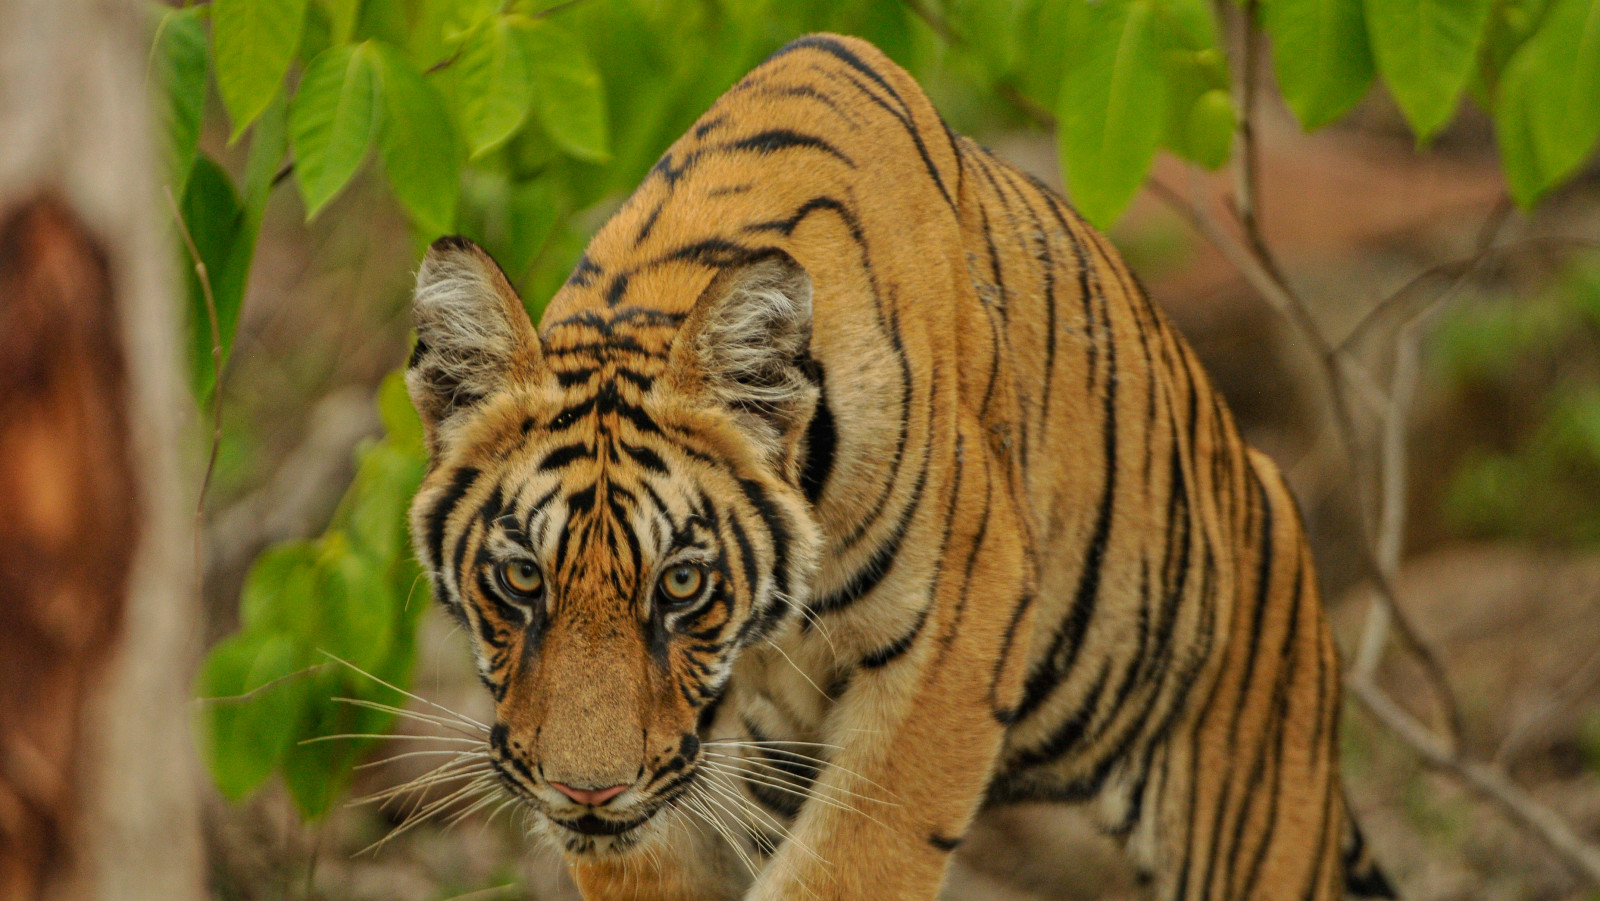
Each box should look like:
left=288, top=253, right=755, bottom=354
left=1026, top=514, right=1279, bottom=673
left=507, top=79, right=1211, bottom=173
left=1351, top=681, right=1600, bottom=885
left=195, top=664, right=331, bottom=705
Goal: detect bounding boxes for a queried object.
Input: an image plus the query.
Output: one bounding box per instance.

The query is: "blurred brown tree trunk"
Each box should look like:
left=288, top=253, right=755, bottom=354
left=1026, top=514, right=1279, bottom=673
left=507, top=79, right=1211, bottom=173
left=0, top=0, right=204, bottom=899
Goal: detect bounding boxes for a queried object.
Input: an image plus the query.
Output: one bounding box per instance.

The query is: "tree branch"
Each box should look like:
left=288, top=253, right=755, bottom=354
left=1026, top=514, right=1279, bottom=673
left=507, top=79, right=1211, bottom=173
left=165, top=185, right=226, bottom=610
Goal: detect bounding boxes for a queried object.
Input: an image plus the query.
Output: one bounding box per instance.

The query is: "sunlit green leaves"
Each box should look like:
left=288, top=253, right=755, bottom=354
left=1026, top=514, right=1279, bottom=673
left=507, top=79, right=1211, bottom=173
left=454, top=16, right=536, bottom=156
left=151, top=5, right=209, bottom=196
left=1057, top=0, right=1167, bottom=227
left=289, top=43, right=380, bottom=220
left=1262, top=0, right=1375, bottom=130
left=198, top=372, right=431, bottom=820
left=1365, top=0, right=1493, bottom=142
left=318, top=0, right=360, bottom=45
left=515, top=18, right=612, bottom=163
left=214, top=0, right=309, bottom=138
left=198, top=631, right=313, bottom=801
left=374, top=43, right=462, bottom=234
left=1183, top=88, right=1235, bottom=169
left=1495, top=0, right=1600, bottom=206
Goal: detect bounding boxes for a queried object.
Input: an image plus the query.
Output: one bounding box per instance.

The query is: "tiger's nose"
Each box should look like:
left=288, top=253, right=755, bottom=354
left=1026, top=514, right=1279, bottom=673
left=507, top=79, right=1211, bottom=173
left=550, top=781, right=628, bottom=806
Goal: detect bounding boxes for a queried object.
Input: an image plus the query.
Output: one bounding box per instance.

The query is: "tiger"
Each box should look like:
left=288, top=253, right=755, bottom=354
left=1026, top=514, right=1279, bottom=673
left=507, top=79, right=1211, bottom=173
left=404, top=33, right=1396, bottom=901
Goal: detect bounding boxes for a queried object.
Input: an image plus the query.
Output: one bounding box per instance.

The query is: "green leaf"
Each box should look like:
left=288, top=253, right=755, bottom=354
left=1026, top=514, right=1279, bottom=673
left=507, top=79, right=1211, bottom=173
left=243, top=92, right=289, bottom=223
left=1184, top=88, right=1236, bottom=169
left=378, top=368, right=426, bottom=455
left=1019, top=0, right=1075, bottom=111
left=346, top=443, right=426, bottom=562
left=372, top=42, right=461, bottom=235
left=455, top=16, right=536, bottom=156
left=512, top=18, right=612, bottom=163
left=1494, top=0, right=1600, bottom=206
left=1365, top=0, right=1493, bottom=141
left=1154, top=0, right=1232, bottom=168
left=151, top=6, right=208, bottom=196
left=214, top=0, right=309, bottom=139
left=179, top=157, right=246, bottom=401
left=198, top=632, right=312, bottom=800
left=946, top=0, right=1027, bottom=77
left=1263, top=0, right=1375, bottom=129
left=319, top=0, right=361, bottom=44
left=1057, top=0, right=1167, bottom=227
left=279, top=666, right=364, bottom=819
left=320, top=540, right=395, bottom=670
left=239, top=540, right=321, bottom=632
left=289, top=43, right=380, bottom=220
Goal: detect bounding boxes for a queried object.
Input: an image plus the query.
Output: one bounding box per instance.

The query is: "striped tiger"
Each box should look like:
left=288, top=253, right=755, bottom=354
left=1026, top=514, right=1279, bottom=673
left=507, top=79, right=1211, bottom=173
left=405, top=33, right=1395, bottom=901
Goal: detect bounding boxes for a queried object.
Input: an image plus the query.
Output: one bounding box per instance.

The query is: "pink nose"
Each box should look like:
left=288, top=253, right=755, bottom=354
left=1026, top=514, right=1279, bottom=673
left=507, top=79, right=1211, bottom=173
left=549, top=782, right=629, bottom=806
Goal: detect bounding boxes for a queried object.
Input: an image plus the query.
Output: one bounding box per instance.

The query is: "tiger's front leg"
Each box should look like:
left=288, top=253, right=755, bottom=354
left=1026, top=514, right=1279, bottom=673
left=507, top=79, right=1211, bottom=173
left=747, top=437, right=1038, bottom=901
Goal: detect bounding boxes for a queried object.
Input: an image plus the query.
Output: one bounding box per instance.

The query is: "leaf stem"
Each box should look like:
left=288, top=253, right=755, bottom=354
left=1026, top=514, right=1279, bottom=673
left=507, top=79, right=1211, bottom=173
left=165, top=184, right=227, bottom=611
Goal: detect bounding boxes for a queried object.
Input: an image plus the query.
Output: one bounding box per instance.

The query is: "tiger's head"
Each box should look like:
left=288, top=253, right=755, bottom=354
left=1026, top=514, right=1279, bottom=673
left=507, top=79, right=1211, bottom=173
left=405, top=237, right=823, bottom=855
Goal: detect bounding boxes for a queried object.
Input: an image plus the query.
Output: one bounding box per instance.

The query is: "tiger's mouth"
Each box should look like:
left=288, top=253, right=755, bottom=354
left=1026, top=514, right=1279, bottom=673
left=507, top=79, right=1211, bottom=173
left=549, top=810, right=654, bottom=836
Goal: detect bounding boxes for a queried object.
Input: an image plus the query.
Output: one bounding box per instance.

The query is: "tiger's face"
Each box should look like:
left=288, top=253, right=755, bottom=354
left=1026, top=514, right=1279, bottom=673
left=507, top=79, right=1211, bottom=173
left=405, top=237, right=822, bottom=855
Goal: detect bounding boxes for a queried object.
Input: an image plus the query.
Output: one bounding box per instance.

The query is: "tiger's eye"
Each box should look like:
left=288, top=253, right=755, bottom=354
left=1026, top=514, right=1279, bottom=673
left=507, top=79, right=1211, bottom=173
left=659, top=564, right=705, bottom=603
left=498, top=560, right=544, bottom=598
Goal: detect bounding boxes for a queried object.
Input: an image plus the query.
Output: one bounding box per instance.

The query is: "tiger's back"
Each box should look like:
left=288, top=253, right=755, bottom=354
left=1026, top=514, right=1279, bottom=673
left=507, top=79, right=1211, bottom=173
left=407, top=33, right=1393, bottom=901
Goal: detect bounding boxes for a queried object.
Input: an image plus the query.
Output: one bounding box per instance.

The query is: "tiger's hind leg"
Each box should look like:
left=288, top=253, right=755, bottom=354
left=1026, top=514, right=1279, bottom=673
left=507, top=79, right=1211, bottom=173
left=1135, top=455, right=1349, bottom=900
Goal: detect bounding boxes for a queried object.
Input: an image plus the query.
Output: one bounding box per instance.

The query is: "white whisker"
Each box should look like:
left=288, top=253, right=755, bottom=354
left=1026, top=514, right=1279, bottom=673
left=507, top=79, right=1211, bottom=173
left=318, top=650, right=491, bottom=732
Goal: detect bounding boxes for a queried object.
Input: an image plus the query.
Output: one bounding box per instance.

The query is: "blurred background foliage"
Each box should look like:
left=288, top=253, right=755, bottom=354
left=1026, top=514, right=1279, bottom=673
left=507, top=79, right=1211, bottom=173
left=151, top=0, right=1600, bottom=896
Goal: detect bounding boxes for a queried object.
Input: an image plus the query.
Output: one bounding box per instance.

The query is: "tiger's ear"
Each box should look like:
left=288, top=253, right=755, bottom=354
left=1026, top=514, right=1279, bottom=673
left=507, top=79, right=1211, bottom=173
left=666, top=249, right=819, bottom=476
left=406, top=236, right=543, bottom=453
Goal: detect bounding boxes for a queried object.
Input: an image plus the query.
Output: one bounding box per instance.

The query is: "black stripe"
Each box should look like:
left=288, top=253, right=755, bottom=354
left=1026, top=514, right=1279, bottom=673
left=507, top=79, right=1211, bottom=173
left=809, top=462, right=928, bottom=619
left=605, top=272, right=630, bottom=306
left=859, top=604, right=930, bottom=669
left=618, top=439, right=668, bottom=475
left=567, top=254, right=601, bottom=287
left=725, top=129, right=855, bottom=167
left=538, top=442, right=592, bottom=472
left=769, top=36, right=955, bottom=211
left=634, top=200, right=665, bottom=246
left=799, top=364, right=836, bottom=504
left=424, top=466, right=480, bottom=574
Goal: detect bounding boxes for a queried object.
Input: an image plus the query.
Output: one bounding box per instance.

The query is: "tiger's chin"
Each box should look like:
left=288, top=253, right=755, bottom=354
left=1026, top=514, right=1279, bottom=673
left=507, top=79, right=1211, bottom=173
left=533, top=802, right=672, bottom=859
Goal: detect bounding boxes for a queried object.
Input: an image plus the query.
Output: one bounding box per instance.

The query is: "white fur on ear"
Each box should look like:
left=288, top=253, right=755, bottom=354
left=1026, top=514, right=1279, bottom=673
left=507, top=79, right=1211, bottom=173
left=672, top=250, right=818, bottom=470
left=406, top=236, right=540, bottom=447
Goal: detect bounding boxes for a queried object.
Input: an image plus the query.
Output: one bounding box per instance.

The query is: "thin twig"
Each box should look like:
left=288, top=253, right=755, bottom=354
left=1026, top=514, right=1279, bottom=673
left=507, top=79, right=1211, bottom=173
left=1351, top=682, right=1600, bottom=884
left=195, top=664, right=331, bottom=705
left=1352, top=319, right=1422, bottom=683
left=1231, top=0, right=1263, bottom=247
left=165, top=185, right=226, bottom=608
left=1496, top=637, right=1600, bottom=766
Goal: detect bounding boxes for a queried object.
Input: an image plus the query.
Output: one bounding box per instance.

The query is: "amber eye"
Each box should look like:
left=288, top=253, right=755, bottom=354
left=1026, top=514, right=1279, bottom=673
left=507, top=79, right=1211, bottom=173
left=497, top=560, right=544, bottom=599
left=658, top=564, right=706, bottom=606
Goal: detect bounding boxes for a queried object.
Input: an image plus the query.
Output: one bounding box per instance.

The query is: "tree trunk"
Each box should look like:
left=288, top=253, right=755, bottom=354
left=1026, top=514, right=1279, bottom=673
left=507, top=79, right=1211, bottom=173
left=0, top=1, right=205, bottom=898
